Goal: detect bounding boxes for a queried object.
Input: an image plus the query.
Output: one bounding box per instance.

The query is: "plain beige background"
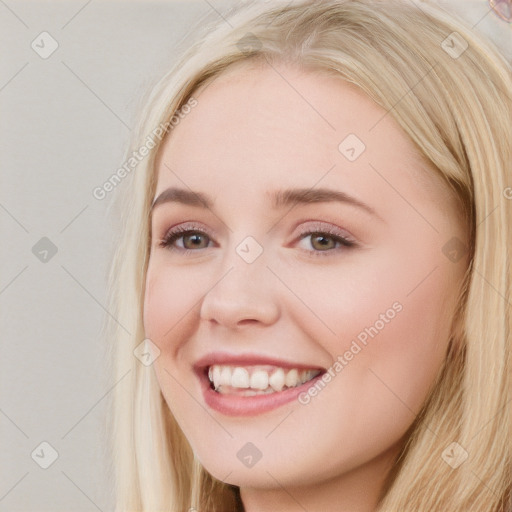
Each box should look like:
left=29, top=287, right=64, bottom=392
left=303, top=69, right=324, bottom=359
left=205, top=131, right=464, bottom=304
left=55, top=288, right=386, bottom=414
left=0, top=1, right=509, bottom=510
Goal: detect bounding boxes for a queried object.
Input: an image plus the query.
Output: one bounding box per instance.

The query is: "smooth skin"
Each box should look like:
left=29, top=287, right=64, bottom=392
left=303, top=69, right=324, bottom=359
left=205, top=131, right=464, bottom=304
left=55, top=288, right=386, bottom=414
left=143, top=60, right=468, bottom=512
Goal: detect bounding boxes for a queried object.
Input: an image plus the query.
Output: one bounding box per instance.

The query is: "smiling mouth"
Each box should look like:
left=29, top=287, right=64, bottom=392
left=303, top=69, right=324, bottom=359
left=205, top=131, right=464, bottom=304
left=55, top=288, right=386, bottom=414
left=207, top=364, right=323, bottom=396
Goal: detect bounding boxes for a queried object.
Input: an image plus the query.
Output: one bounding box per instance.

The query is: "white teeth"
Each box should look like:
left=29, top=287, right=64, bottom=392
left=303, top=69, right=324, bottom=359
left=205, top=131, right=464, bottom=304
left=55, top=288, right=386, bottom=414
left=219, top=367, right=231, bottom=387
left=268, top=368, right=285, bottom=391
left=285, top=368, right=299, bottom=388
left=231, top=367, right=250, bottom=388
left=250, top=370, right=269, bottom=390
left=212, top=366, right=221, bottom=389
left=305, top=370, right=317, bottom=383
left=208, top=364, right=321, bottom=394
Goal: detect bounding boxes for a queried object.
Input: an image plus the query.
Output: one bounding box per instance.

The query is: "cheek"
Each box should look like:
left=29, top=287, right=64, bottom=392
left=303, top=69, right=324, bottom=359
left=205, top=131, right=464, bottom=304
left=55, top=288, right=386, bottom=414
left=272, top=264, right=458, bottom=476
left=143, top=269, right=175, bottom=344
left=322, top=254, right=458, bottom=421
left=143, top=262, right=204, bottom=347
left=143, top=263, right=200, bottom=417
left=288, top=244, right=459, bottom=419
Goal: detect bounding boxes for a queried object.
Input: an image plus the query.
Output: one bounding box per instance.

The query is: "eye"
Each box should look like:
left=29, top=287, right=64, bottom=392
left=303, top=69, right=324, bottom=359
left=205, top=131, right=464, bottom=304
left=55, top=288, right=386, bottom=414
left=157, top=221, right=357, bottom=257
left=296, top=223, right=357, bottom=256
left=158, top=224, right=214, bottom=253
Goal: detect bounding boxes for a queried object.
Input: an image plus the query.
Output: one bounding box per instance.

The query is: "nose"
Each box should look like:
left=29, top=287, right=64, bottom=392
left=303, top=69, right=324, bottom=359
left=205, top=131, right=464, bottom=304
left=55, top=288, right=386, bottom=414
left=199, top=252, right=280, bottom=329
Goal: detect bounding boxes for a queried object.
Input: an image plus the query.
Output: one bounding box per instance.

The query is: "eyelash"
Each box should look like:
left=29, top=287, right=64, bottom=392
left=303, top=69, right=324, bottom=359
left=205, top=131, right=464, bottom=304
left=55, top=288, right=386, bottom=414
left=157, top=222, right=357, bottom=257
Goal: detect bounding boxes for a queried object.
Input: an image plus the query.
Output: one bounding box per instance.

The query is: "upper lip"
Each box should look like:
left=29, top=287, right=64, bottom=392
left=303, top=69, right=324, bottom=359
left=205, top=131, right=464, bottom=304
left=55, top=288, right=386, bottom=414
left=193, top=352, right=327, bottom=373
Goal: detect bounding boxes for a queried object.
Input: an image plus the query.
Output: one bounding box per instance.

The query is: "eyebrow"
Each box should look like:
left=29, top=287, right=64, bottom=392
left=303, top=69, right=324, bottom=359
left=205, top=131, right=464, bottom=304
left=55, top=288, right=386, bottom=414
left=150, top=186, right=377, bottom=216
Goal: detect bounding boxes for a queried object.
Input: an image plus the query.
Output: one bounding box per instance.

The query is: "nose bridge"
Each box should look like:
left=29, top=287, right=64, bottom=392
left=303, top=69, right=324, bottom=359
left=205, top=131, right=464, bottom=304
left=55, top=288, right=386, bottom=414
left=199, top=235, right=280, bottom=327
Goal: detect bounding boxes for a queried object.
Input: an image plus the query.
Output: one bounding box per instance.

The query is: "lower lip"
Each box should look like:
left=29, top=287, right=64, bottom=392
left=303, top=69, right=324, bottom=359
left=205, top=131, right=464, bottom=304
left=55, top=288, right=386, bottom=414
left=198, top=370, right=324, bottom=416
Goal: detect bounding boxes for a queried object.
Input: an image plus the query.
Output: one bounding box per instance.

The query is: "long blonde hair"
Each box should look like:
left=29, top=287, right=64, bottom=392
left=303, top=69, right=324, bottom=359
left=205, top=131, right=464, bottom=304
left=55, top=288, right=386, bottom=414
left=103, top=1, right=512, bottom=510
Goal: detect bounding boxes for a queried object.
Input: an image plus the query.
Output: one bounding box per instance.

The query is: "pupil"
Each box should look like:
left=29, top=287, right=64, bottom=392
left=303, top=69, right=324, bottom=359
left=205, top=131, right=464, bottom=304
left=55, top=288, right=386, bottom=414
left=313, top=233, right=333, bottom=250
left=186, top=233, right=205, bottom=248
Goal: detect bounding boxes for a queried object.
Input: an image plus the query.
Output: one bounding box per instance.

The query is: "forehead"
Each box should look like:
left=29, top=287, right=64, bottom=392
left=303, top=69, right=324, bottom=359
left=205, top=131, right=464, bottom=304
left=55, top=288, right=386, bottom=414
left=153, top=60, right=448, bottom=214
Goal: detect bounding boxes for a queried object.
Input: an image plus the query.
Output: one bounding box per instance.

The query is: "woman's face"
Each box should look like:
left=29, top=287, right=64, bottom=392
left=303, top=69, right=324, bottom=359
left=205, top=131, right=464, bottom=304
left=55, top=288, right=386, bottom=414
left=143, top=62, right=467, bottom=502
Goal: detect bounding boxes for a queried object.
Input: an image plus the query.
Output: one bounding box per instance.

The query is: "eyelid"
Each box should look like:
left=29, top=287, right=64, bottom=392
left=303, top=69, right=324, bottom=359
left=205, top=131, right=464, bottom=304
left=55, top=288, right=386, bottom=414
left=160, top=221, right=214, bottom=241
left=292, top=220, right=357, bottom=244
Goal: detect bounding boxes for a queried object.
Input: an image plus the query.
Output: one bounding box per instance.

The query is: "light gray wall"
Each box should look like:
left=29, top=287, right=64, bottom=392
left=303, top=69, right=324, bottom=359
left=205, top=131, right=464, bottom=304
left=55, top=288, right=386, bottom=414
left=1, top=1, right=509, bottom=511
left=0, top=1, right=228, bottom=510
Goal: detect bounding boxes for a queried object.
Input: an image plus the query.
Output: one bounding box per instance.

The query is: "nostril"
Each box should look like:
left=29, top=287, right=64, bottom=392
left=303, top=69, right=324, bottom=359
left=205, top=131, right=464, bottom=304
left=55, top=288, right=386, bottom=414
left=237, top=318, right=259, bottom=326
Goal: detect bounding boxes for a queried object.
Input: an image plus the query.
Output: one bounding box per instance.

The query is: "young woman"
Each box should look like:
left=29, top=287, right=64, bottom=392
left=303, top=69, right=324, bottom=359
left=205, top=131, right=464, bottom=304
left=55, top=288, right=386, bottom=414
left=104, top=1, right=512, bottom=510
